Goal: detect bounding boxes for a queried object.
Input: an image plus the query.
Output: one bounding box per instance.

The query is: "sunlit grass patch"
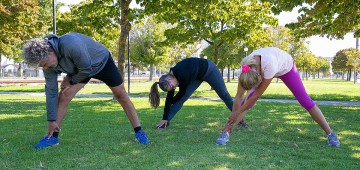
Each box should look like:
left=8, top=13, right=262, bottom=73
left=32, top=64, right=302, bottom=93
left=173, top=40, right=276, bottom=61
left=1, top=80, right=359, bottom=169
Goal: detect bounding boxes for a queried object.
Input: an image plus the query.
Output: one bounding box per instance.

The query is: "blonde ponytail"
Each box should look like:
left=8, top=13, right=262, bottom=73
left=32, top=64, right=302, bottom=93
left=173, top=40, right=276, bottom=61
left=239, top=56, right=259, bottom=90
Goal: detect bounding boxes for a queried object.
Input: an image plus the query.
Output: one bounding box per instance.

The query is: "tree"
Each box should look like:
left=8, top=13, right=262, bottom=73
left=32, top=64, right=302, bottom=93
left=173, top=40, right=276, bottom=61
left=129, top=16, right=169, bottom=80
left=263, top=0, right=360, bottom=39
left=267, top=26, right=293, bottom=51
left=165, top=41, right=200, bottom=65
left=0, top=0, right=52, bottom=76
left=310, top=56, right=324, bottom=79
left=201, top=43, right=242, bottom=82
left=295, top=52, right=315, bottom=80
left=318, top=57, right=330, bottom=78
left=137, top=0, right=277, bottom=65
left=1, top=0, right=37, bottom=56
left=266, top=26, right=311, bottom=61
left=332, top=49, right=351, bottom=80
left=118, top=0, right=133, bottom=78
left=344, top=48, right=360, bottom=83
left=57, top=0, right=120, bottom=54
left=57, top=0, right=133, bottom=79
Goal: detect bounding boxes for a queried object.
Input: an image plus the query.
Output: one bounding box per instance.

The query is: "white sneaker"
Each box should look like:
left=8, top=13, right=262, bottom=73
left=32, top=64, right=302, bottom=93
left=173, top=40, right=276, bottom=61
left=327, top=132, right=340, bottom=147
left=216, top=131, right=230, bottom=145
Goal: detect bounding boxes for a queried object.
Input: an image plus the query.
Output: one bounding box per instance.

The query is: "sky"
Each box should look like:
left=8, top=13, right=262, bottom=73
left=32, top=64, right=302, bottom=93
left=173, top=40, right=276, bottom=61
left=57, top=0, right=357, bottom=58
left=277, top=9, right=357, bottom=58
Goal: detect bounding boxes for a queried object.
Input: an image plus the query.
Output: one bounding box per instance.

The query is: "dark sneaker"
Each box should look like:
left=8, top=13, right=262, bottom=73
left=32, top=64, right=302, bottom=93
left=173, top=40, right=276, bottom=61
left=327, top=132, right=340, bottom=147
left=135, top=130, right=150, bottom=144
left=216, top=131, right=230, bottom=145
left=238, top=119, right=249, bottom=128
left=34, top=136, right=59, bottom=149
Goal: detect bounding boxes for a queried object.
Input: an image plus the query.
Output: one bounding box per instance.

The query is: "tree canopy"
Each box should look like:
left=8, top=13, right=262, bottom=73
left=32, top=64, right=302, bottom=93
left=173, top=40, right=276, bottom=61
left=137, top=0, right=278, bottom=64
left=130, top=16, right=169, bottom=80
left=56, top=0, right=133, bottom=77
left=263, top=0, right=360, bottom=39
left=0, top=0, right=50, bottom=59
left=57, top=0, right=120, bottom=53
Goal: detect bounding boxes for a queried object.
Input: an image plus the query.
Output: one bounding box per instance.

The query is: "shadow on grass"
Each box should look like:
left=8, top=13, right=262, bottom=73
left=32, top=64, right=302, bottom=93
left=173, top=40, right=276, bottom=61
left=1, top=98, right=358, bottom=145
left=262, top=94, right=360, bottom=102
left=1, top=97, right=359, bottom=169
left=0, top=88, right=45, bottom=93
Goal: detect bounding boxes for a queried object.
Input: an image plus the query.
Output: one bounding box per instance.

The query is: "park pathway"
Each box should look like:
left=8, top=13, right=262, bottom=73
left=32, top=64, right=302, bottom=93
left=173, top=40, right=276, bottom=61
left=1, top=92, right=359, bottom=107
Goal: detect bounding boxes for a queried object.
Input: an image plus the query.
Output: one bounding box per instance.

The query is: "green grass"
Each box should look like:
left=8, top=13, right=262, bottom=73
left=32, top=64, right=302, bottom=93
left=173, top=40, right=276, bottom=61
left=1, top=78, right=359, bottom=101
left=1, top=92, right=359, bottom=169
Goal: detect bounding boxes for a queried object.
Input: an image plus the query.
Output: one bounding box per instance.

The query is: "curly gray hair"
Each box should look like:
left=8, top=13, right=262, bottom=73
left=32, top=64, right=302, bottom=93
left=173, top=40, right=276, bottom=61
left=22, top=38, right=50, bottom=67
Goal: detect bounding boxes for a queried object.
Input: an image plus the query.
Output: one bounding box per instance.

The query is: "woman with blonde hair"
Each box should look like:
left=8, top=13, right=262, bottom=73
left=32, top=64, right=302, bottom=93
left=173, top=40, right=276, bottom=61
left=215, top=47, right=340, bottom=147
left=149, top=57, right=248, bottom=129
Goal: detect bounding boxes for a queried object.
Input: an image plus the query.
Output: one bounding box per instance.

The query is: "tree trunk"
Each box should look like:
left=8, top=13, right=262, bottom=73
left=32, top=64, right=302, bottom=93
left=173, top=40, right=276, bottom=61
left=354, top=66, right=357, bottom=84
left=213, top=45, right=219, bottom=65
left=149, top=64, right=154, bottom=81
left=18, top=62, right=22, bottom=77
left=232, top=69, right=235, bottom=80
left=302, top=66, right=305, bottom=80
left=117, top=0, right=132, bottom=80
left=0, top=55, right=2, bottom=77
left=35, top=68, right=39, bottom=77
left=227, top=65, right=230, bottom=83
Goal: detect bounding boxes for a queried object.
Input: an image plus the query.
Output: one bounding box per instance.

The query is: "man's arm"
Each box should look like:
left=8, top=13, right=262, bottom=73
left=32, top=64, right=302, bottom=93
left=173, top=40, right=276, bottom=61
left=43, top=69, right=59, bottom=121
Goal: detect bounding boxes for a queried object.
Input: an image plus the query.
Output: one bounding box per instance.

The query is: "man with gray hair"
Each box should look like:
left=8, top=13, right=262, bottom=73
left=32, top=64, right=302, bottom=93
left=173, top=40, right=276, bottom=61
left=22, top=32, right=149, bottom=148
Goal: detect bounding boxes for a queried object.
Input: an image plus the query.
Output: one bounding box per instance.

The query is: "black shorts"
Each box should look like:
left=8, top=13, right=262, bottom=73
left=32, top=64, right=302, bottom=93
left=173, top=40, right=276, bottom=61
left=80, top=56, right=123, bottom=87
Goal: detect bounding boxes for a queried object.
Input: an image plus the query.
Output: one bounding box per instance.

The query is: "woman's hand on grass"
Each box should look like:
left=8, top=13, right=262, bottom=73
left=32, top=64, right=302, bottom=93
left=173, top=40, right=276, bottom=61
left=156, top=120, right=169, bottom=129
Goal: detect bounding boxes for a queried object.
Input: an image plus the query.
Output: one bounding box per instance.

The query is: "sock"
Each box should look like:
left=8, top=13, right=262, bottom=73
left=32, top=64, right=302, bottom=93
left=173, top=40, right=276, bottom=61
left=52, top=132, right=59, bottom=138
left=134, top=127, right=142, bottom=133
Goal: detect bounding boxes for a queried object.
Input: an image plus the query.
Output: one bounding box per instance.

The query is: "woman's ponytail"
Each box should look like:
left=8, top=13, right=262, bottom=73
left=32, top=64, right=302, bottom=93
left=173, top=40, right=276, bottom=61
left=239, top=56, right=259, bottom=90
left=149, top=82, right=160, bottom=108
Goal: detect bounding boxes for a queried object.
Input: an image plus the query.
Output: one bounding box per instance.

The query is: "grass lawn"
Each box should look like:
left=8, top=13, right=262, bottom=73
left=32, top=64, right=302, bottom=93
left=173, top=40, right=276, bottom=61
left=1, top=78, right=359, bottom=101
left=0, top=82, right=359, bottom=169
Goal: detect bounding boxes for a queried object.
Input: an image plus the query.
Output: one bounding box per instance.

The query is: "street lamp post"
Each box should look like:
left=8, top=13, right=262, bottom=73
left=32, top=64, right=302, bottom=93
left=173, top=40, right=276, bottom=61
left=127, top=31, right=131, bottom=94
left=52, top=0, right=56, bottom=34
left=244, top=47, right=248, bottom=57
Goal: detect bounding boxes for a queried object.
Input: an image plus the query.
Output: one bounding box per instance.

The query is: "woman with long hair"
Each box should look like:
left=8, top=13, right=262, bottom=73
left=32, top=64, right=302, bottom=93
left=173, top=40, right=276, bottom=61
left=149, top=57, right=248, bottom=129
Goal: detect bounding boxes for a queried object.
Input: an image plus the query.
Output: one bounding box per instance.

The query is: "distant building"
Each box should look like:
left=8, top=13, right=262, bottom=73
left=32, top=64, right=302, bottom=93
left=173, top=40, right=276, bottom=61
left=1, top=55, right=40, bottom=77
left=1, top=55, right=17, bottom=77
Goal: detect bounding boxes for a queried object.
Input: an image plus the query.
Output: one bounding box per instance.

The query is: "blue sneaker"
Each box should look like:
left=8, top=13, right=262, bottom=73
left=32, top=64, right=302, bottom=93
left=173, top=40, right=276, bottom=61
left=216, top=131, right=230, bottom=145
left=135, top=130, right=150, bottom=144
left=327, top=132, right=340, bottom=147
left=34, top=136, right=59, bottom=149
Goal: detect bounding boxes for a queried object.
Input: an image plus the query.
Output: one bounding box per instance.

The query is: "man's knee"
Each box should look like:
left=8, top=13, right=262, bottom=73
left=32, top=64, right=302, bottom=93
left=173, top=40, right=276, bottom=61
left=59, top=85, right=83, bottom=102
left=112, top=84, right=130, bottom=102
left=59, top=92, right=74, bottom=103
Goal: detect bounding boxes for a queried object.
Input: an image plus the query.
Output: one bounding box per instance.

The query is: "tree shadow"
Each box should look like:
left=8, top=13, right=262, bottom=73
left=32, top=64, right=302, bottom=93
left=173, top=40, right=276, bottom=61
left=1, top=97, right=359, bottom=169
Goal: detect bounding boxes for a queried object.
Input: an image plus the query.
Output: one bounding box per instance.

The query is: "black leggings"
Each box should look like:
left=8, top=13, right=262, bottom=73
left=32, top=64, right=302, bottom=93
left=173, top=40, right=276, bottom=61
left=167, top=60, right=233, bottom=121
